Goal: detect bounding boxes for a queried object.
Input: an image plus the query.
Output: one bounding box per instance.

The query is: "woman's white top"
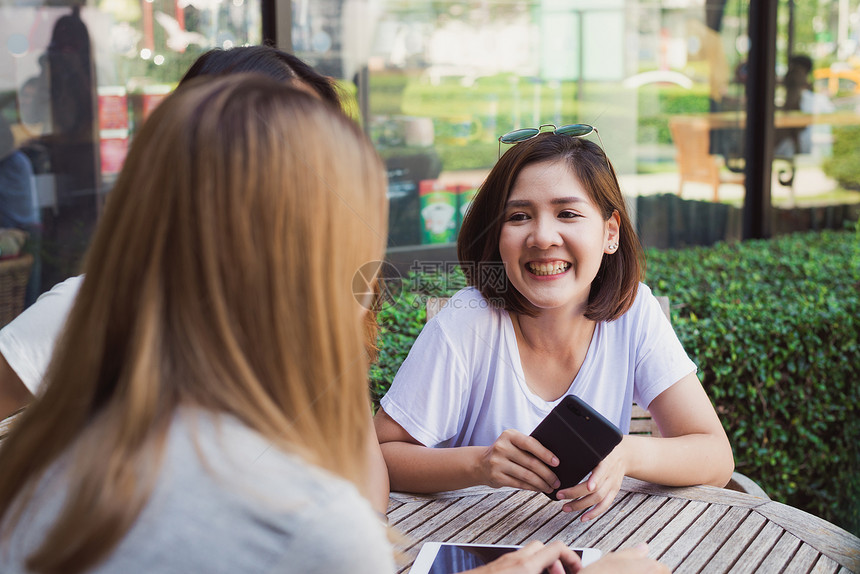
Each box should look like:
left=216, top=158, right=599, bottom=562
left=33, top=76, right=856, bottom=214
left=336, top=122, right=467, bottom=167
left=0, top=275, right=82, bottom=394
left=0, top=409, right=395, bottom=573
left=380, top=284, right=696, bottom=447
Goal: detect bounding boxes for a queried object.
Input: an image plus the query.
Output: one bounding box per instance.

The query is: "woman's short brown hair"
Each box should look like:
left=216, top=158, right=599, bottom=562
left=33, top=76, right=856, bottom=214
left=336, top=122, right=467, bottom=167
left=457, top=133, right=644, bottom=322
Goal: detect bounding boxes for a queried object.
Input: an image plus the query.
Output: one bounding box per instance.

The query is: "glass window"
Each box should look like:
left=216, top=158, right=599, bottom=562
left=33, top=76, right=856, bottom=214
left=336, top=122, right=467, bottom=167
left=773, top=0, right=860, bottom=232
left=0, top=0, right=261, bottom=311
left=293, top=0, right=755, bottom=255
left=294, top=0, right=859, bottom=259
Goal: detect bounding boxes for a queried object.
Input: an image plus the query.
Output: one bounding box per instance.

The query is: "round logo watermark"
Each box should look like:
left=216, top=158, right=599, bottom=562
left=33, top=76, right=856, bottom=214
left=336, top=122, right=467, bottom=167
left=352, top=261, right=403, bottom=312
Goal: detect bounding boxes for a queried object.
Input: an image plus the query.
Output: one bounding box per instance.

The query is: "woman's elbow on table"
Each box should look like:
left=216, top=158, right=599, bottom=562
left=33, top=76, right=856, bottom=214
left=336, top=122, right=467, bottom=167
left=709, top=432, right=736, bottom=488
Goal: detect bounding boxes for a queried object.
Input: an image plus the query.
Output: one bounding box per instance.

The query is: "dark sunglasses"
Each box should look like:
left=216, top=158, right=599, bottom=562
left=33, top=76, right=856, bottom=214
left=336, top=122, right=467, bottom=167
left=498, top=123, right=606, bottom=160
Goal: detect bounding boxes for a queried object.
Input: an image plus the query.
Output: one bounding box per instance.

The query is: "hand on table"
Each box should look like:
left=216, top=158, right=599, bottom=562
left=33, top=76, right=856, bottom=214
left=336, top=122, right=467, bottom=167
left=466, top=541, right=669, bottom=574
left=467, top=540, right=582, bottom=574
left=479, top=429, right=560, bottom=494
left=579, top=544, right=670, bottom=574
left=556, top=444, right=626, bottom=521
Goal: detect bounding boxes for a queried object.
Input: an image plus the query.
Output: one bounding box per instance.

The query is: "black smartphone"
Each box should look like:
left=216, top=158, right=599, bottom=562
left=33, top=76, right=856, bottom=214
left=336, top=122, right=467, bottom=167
left=529, top=395, right=623, bottom=500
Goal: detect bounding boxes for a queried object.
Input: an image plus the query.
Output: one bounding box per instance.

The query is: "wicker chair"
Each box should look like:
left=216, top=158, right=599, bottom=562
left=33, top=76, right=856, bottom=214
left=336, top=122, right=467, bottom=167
left=0, top=253, right=34, bottom=328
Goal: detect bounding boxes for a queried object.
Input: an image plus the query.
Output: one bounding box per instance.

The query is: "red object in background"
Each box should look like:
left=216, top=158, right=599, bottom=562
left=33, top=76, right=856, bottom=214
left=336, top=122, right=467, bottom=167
left=143, top=0, right=154, bottom=51
left=97, top=89, right=128, bottom=131
left=99, top=137, right=129, bottom=175
left=97, top=87, right=129, bottom=176
left=175, top=0, right=185, bottom=31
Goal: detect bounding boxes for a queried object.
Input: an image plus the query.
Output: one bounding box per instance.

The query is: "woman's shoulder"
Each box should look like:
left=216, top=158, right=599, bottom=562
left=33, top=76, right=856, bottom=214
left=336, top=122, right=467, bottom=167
left=171, top=410, right=353, bottom=500
left=607, top=282, right=663, bottom=328
left=435, top=286, right=504, bottom=321
left=40, top=275, right=85, bottom=299
left=628, top=282, right=658, bottom=314
left=155, top=412, right=393, bottom=571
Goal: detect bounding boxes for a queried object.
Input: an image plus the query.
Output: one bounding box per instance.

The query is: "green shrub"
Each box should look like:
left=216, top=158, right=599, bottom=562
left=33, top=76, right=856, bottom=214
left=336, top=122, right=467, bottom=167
left=371, top=230, right=860, bottom=536
left=823, top=126, right=860, bottom=190
left=646, top=229, right=859, bottom=536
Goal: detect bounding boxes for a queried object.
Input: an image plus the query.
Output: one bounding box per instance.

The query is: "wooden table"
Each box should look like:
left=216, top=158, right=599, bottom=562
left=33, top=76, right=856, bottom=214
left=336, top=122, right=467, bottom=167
left=387, top=478, right=860, bottom=573
left=673, top=111, right=860, bottom=130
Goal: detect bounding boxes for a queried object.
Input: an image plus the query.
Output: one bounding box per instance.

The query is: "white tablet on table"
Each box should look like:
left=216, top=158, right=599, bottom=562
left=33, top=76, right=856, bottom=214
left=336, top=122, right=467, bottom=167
left=410, top=542, right=601, bottom=574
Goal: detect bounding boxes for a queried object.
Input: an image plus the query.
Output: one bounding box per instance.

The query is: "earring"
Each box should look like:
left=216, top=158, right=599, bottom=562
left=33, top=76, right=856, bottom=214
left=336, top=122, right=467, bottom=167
left=608, top=242, right=618, bottom=252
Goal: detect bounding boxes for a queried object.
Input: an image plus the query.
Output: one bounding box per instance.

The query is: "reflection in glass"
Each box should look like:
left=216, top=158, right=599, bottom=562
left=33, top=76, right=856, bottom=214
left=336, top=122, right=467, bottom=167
left=0, top=0, right=261, bottom=303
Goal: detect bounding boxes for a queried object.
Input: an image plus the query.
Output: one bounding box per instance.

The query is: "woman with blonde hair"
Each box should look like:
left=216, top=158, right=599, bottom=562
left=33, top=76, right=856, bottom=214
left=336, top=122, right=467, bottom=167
left=0, top=74, right=395, bottom=573
left=0, top=46, right=390, bottom=516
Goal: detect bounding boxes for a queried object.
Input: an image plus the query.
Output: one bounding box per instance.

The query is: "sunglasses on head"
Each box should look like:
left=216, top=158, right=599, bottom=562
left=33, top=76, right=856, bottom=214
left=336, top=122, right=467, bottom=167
left=498, top=123, right=606, bottom=161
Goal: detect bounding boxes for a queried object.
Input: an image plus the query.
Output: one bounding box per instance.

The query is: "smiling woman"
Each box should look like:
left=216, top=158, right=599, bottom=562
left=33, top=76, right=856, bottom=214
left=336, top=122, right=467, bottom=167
left=374, top=131, right=735, bottom=523
left=498, top=161, right=619, bottom=318
left=463, top=134, right=641, bottom=322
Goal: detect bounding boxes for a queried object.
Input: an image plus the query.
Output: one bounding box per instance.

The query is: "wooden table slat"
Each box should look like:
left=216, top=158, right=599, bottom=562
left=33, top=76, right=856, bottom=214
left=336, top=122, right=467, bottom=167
left=725, top=521, right=784, bottom=574
left=393, top=498, right=511, bottom=571
left=809, top=553, right=841, bottom=574
left=675, top=506, right=753, bottom=573
left=787, top=543, right=823, bottom=574
left=756, top=500, right=860, bottom=573
left=451, top=489, right=541, bottom=543
left=621, top=477, right=766, bottom=509
left=611, top=496, right=688, bottom=551
left=389, top=485, right=501, bottom=503
left=644, top=500, right=709, bottom=556
left=471, top=490, right=554, bottom=544
left=591, top=495, right=671, bottom=551
left=492, top=498, right=564, bottom=546
left=706, top=509, right=768, bottom=573
left=657, top=503, right=728, bottom=570
left=755, top=531, right=804, bottom=573
left=544, top=492, right=642, bottom=547
left=387, top=500, right=433, bottom=526
left=397, top=494, right=491, bottom=543
left=521, top=498, right=589, bottom=544
left=568, top=492, right=651, bottom=548
left=391, top=490, right=524, bottom=568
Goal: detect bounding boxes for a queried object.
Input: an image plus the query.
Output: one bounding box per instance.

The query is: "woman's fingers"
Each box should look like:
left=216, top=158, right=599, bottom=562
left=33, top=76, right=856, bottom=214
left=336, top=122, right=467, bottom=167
left=478, top=541, right=583, bottom=574
left=483, top=430, right=560, bottom=492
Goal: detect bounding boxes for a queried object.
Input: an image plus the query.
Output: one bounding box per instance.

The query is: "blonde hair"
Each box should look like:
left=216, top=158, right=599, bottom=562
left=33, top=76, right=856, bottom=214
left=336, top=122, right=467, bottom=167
left=0, top=74, right=388, bottom=572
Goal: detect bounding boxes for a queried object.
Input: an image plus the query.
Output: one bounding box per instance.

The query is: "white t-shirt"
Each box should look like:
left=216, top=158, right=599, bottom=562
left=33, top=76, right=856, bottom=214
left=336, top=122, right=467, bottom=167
left=380, top=284, right=696, bottom=447
left=0, top=409, right=394, bottom=574
left=0, top=275, right=82, bottom=395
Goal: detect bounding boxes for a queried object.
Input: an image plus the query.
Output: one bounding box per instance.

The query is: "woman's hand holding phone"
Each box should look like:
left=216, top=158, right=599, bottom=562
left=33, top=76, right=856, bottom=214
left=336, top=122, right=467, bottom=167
left=557, top=439, right=627, bottom=521
left=479, top=429, right=562, bottom=493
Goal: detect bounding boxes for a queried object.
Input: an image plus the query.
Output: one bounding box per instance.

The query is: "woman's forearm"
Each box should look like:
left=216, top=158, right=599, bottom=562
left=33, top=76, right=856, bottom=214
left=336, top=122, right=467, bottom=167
left=620, top=433, right=735, bottom=487
left=381, top=442, right=486, bottom=493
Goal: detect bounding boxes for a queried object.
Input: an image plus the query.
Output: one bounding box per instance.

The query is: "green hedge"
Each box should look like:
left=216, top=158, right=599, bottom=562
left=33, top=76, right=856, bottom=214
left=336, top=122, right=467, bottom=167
left=823, top=126, right=860, bottom=190
left=370, top=228, right=860, bottom=536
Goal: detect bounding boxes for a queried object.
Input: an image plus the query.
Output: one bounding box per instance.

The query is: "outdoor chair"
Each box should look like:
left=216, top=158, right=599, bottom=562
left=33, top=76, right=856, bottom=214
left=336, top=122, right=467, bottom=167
left=668, top=116, right=744, bottom=203
left=0, top=253, right=33, bottom=329
left=425, top=295, right=769, bottom=499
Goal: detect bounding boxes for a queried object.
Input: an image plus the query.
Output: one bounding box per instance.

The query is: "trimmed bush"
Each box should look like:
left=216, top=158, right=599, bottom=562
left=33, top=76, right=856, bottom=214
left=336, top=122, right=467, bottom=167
left=823, top=126, right=860, bottom=190
left=370, top=229, right=860, bottom=536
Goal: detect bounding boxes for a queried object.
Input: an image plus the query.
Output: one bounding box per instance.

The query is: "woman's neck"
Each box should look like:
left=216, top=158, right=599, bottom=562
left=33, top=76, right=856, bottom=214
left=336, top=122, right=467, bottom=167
left=509, top=307, right=597, bottom=401
left=511, top=307, right=595, bottom=356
